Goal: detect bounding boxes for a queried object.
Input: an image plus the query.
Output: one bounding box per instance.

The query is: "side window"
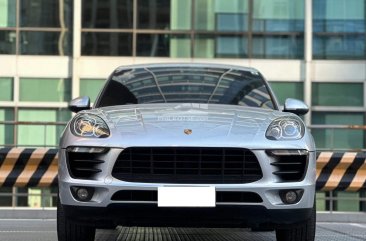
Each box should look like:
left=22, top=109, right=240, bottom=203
left=96, top=80, right=137, bottom=107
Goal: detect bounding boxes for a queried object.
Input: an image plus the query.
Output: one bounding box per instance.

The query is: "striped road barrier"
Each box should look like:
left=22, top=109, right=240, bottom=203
left=316, top=152, right=366, bottom=192
left=0, top=148, right=365, bottom=191
left=0, top=148, right=58, bottom=188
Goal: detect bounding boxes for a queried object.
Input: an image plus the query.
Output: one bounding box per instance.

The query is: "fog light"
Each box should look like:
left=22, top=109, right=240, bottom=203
left=279, top=189, right=304, bottom=205
left=77, top=188, right=89, bottom=201
left=71, top=186, right=94, bottom=202
left=285, top=191, right=297, bottom=204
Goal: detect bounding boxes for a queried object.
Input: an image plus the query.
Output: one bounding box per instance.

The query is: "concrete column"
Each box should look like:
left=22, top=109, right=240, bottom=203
left=72, top=0, right=82, bottom=99
left=304, top=0, right=313, bottom=126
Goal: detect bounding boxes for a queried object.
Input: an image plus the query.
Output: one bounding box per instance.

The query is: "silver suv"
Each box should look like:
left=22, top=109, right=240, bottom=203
left=58, top=63, right=316, bottom=241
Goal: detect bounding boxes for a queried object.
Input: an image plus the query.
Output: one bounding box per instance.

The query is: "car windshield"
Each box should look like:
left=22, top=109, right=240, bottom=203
left=95, top=66, right=276, bottom=109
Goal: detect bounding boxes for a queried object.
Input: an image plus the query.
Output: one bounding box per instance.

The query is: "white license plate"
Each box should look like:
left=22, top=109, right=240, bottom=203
left=158, top=186, right=215, bottom=207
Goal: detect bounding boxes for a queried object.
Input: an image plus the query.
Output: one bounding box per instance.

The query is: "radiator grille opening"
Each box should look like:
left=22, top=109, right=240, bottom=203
left=216, top=191, right=263, bottom=203
left=112, top=147, right=263, bottom=184
left=111, top=190, right=157, bottom=201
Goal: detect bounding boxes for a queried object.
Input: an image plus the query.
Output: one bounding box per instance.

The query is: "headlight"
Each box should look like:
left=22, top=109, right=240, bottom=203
left=266, top=117, right=304, bottom=140
left=70, top=114, right=110, bottom=138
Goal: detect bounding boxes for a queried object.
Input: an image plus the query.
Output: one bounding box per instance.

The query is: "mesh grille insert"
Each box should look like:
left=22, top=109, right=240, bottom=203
left=112, top=147, right=262, bottom=184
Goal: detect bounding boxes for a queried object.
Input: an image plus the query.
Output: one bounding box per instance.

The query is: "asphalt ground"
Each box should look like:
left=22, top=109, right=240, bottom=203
left=0, top=220, right=365, bottom=241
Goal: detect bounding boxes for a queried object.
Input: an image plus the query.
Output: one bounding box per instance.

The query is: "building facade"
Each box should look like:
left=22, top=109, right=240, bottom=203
left=0, top=0, right=365, bottom=210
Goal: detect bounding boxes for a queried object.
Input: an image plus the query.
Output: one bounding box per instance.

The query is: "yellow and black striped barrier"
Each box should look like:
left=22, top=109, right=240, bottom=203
left=0, top=148, right=58, bottom=188
left=316, top=152, right=366, bottom=192
left=0, top=148, right=365, bottom=191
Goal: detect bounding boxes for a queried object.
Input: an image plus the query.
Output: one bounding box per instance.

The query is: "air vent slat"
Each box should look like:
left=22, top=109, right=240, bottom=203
left=67, top=151, right=105, bottom=179
left=74, top=167, right=102, bottom=173
left=73, top=159, right=104, bottom=164
left=273, top=171, right=301, bottom=175
left=271, top=152, right=307, bottom=182
left=271, top=162, right=302, bottom=166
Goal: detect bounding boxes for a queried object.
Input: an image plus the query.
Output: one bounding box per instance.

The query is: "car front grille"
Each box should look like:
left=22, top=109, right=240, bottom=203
left=112, top=147, right=263, bottom=184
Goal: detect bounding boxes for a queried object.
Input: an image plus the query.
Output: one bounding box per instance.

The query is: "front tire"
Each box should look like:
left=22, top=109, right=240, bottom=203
left=275, top=202, right=316, bottom=241
left=57, top=196, right=96, bottom=241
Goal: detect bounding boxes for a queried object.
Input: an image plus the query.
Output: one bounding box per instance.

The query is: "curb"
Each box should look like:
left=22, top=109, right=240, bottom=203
left=0, top=208, right=56, bottom=219
left=0, top=209, right=365, bottom=223
left=317, top=211, right=366, bottom=223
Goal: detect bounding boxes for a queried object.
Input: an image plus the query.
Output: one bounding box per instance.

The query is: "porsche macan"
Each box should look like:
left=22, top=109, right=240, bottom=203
left=58, top=63, right=316, bottom=241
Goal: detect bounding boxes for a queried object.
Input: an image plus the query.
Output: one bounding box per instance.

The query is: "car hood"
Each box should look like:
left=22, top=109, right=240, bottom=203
left=61, top=103, right=314, bottom=150
left=102, top=103, right=271, bottom=136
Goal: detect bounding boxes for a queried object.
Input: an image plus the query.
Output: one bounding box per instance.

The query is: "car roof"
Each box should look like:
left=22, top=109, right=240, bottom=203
left=114, top=63, right=261, bottom=74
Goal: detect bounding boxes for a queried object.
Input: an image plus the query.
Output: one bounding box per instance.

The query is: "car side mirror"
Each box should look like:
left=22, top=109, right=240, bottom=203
left=68, top=96, right=91, bottom=113
left=283, top=98, right=309, bottom=116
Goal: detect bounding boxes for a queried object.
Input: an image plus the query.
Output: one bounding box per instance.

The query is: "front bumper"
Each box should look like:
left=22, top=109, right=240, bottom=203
left=62, top=203, right=313, bottom=228
left=58, top=148, right=316, bottom=227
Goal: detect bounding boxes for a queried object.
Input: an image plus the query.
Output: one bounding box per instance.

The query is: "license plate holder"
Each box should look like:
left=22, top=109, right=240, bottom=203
left=158, top=186, right=215, bottom=207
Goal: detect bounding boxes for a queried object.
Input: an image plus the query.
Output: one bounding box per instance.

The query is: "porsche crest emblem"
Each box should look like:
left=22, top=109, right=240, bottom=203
left=184, top=129, right=192, bottom=135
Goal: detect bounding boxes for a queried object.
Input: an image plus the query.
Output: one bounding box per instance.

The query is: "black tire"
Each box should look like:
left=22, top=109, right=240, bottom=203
left=275, top=202, right=316, bottom=241
left=57, top=196, right=96, bottom=241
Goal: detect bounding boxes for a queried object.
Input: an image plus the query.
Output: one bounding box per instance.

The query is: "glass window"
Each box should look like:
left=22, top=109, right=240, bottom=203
left=313, top=0, right=365, bottom=33
left=137, top=34, right=191, bottom=57
left=0, top=108, right=14, bottom=146
left=252, top=0, right=304, bottom=32
left=0, top=31, right=16, bottom=54
left=20, top=31, right=70, bottom=55
left=316, top=192, right=326, bottom=211
left=136, top=0, right=193, bottom=30
left=0, top=188, right=12, bottom=206
left=170, top=36, right=191, bottom=58
left=313, top=0, right=366, bottom=59
left=312, top=112, right=364, bottom=125
left=194, top=34, right=247, bottom=58
left=171, top=0, right=192, bottom=30
left=81, top=32, right=132, bottom=56
left=16, top=187, right=29, bottom=207
left=335, top=192, right=361, bottom=212
left=313, top=35, right=365, bottom=59
left=252, top=35, right=304, bottom=59
left=194, top=0, right=249, bottom=31
left=0, top=77, right=13, bottom=101
left=216, top=13, right=247, bottom=32
left=97, top=66, right=275, bottom=110
left=194, top=34, right=215, bottom=58
left=20, top=0, right=72, bottom=28
left=19, top=78, right=71, bottom=102
left=0, top=0, right=16, bottom=27
left=138, top=0, right=171, bottom=29
left=17, top=109, right=70, bottom=147
left=82, top=0, right=133, bottom=29
left=312, top=83, right=363, bottom=106
left=216, top=36, right=247, bottom=58
left=80, top=79, right=105, bottom=102
left=311, top=112, right=364, bottom=150
left=269, top=82, right=303, bottom=105
left=252, top=0, right=304, bottom=59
